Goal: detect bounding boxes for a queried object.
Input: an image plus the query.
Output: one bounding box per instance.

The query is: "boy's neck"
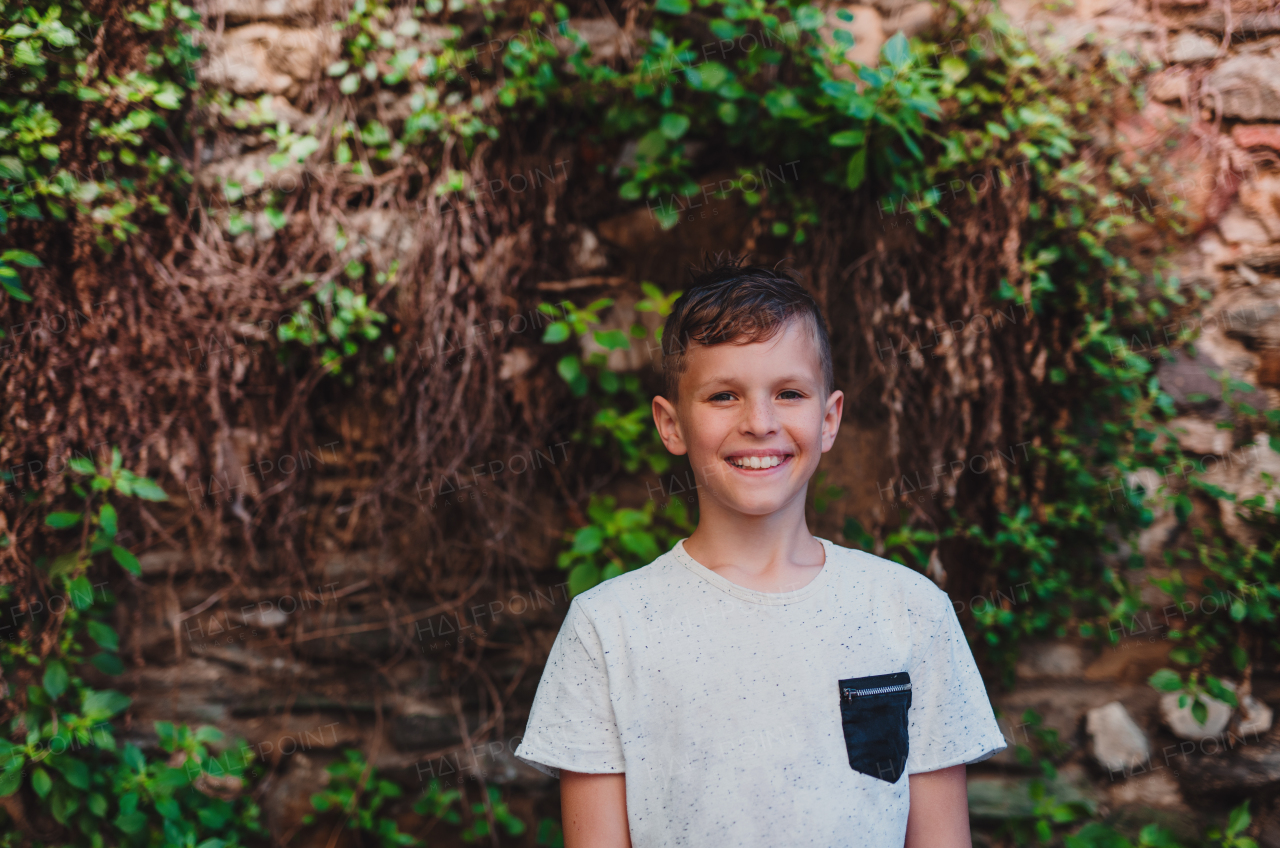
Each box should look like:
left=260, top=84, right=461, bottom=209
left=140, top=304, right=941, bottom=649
left=681, top=492, right=826, bottom=593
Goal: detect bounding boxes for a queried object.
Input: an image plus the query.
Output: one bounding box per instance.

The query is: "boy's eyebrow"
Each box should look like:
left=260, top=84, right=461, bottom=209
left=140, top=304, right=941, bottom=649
left=691, top=373, right=820, bottom=389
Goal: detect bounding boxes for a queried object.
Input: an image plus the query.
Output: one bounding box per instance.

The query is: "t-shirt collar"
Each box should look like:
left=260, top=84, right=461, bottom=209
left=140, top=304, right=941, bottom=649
left=669, top=537, right=835, bottom=605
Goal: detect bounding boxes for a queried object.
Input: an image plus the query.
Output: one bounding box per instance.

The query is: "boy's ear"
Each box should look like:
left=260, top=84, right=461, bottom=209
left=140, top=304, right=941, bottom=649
left=820, top=389, right=844, bottom=453
left=652, top=395, right=688, bottom=456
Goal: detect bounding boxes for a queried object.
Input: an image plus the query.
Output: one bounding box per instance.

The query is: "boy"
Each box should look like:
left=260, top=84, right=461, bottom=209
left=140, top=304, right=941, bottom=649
left=514, top=258, right=1005, bottom=847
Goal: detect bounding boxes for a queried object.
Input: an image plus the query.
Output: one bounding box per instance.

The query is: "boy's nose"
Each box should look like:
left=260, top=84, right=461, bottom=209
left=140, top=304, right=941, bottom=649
left=741, top=398, right=779, bottom=435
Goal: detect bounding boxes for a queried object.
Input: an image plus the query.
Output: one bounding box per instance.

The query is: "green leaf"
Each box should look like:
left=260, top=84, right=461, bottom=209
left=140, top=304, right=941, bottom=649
left=1191, top=697, right=1208, bottom=725
left=112, top=545, right=141, bottom=576
left=53, top=758, right=90, bottom=790
left=1147, top=668, right=1182, bottom=692
left=90, top=652, right=125, bottom=675
left=794, top=4, right=826, bottom=29
left=0, top=764, right=21, bottom=797
left=43, top=660, right=68, bottom=699
left=557, top=354, right=583, bottom=386
left=542, top=321, right=571, bottom=343
left=567, top=562, right=601, bottom=596
left=659, top=113, right=691, bottom=140
left=69, top=575, right=94, bottom=610
left=83, top=689, right=131, bottom=719
left=829, top=130, right=865, bottom=147
left=31, top=768, right=52, bottom=799
left=45, top=511, right=83, bottom=528
left=1, top=249, right=41, bottom=267
left=940, top=55, right=969, bottom=82
left=0, top=157, right=24, bottom=180
left=98, top=502, right=118, bottom=538
left=68, top=457, right=96, bottom=475
left=593, top=329, right=631, bottom=350
left=654, top=0, right=690, bottom=13
left=845, top=147, right=867, bottom=190
left=195, top=725, right=225, bottom=743
left=88, top=792, right=108, bottom=816
left=115, top=811, right=148, bottom=834
left=125, top=476, right=168, bottom=501
left=88, top=620, right=119, bottom=651
left=1228, top=801, right=1252, bottom=836
left=881, top=31, right=910, bottom=68
left=572, top=525, right=603, bottom=555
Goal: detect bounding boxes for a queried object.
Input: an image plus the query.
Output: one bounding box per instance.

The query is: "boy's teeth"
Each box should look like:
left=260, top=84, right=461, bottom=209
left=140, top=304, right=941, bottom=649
left=731, top=456, right=782, bottom=468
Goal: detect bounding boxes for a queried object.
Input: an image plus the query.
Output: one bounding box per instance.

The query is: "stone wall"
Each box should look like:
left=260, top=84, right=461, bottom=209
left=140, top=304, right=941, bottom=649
left=117, top=0, right=1280, bottom=842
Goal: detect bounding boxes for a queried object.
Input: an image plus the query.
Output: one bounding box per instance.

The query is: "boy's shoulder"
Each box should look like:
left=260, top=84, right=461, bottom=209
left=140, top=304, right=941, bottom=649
left=567, top=538, right=951, bottom=621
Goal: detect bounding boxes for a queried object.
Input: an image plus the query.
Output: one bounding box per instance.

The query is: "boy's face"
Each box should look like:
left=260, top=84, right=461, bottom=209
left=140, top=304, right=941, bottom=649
left=652, top=318, right=844, bottom=519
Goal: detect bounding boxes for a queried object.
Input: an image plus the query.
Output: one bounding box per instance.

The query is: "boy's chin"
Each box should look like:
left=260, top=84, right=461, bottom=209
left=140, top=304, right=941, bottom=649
left=716, top=491, right=801, bottom=517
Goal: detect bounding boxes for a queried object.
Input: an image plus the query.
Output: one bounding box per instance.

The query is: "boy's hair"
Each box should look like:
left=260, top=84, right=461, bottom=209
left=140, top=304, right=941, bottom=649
left=660, top=255, right=833, bottom=401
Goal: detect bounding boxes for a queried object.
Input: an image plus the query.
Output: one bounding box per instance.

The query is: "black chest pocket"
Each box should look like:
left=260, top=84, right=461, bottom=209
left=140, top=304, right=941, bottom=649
left=838, top=672, right=911, bottom=783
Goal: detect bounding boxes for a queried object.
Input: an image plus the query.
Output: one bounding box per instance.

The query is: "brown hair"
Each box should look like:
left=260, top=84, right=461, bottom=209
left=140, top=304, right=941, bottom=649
left=660, top=255, right=833, bottom=401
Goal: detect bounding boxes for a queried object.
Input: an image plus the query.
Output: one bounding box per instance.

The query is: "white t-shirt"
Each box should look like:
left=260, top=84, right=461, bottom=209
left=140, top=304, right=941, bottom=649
left=514, top=537, right=1006, bottom=847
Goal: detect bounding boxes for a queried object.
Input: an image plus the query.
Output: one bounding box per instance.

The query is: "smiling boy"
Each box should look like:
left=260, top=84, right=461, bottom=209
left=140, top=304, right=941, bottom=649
left=514, top=258, right=1005, bottom=847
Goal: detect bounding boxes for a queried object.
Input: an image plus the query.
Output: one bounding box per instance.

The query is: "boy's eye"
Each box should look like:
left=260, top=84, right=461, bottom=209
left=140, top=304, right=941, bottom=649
left=778, top=390, right=803, bottom=399
left=709, top=392, right=735, bottom=402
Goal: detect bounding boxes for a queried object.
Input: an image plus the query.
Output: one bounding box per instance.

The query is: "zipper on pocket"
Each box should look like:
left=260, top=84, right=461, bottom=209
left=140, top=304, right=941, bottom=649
left=842, top=681, right=911, bottom=700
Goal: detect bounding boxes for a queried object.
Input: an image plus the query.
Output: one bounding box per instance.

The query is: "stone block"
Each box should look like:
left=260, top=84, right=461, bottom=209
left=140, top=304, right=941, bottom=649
left=1239, top=173, right=1280, bottom=240
left=1167, top=415, right=1235, bottom=455
left=1208, top=43, right=1280, bottom=121
left=1198, top=432, right=1280, bottom=547
left=391, top=712, right=460, bottom=750
left=1178, top=737, right=1280, bottom=794
left=1157, top=348, right=1224, bottom=413
left=820, top=5, right=885, bottom=73
left=554, top=17, right=628, bottom=63
left=139, top=549, right=194, bottom=576
left=1084, top=639, right=1172, bottom=683
left=1108, top=770, right=1185, bottom=809
left=1233, top=123, right=1280, bottom=153
left=1186, top=11, right=1280, bottom=36
left=1015, top=642, right=1085, bottom=680
left=207, top=0, right=319, bottom=21
left=1219, top=201, right=1273, bottom=246
left=968, top=769, right=1097, bottom=820
left=1086, top=701, right=1151, bottom=775
left=1161, top=690, right=1233, bottom=739
left=1148, top=68, right=1189, bottom=103
left=1167, top=30, right=1218, bottom=62
left=1238, top=694, right=1274, bottom=737
left=567, top=227, right=610, bottom=276
left=199, top=24, right=338, bottom=99
left=881, top=2, right=934, bottom=37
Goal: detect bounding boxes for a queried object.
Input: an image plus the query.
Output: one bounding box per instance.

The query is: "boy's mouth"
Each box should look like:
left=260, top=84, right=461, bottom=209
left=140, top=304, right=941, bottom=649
left=725, top=453, right=793, bottom=471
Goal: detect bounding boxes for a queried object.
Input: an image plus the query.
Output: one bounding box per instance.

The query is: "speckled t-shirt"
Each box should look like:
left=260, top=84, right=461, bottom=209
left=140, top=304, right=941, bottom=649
left=514, top=537, right=1006, bottom=847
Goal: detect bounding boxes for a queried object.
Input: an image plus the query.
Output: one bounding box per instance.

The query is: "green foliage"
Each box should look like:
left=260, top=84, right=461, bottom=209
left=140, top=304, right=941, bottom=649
left=540, top=285, right=694, bottom=595
left=277, top=278, right=392, bottom=382
left=997, top=710, right=1096, bottom=846
left=459, top=785, right=525, bottom=842
left=1, top=448, right=266, bottom=846
left=0, top=0, right=200, bottom=248
left=304, top=753, right=529, bottom=847
left=1148, top=668, right=1238, bottom=727
left=1206, top=802, right=1258, bottom=848
left=304, top=749, right=423, bottom=847
left=0, top=247, right=39, bottom=314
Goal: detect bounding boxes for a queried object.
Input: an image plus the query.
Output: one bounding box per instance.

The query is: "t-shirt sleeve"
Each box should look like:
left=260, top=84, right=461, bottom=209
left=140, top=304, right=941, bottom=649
left=514, top=598, right=625, bottom=779
left=905, top=590, right=1007, bottom=774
